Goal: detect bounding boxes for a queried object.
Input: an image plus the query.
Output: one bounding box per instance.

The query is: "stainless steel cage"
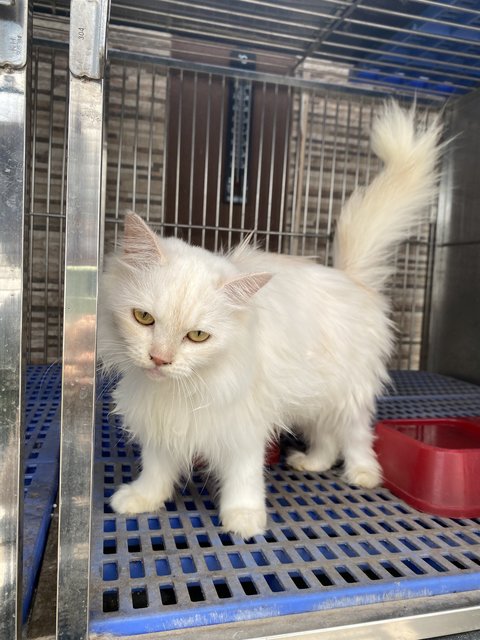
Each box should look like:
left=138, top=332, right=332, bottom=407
left=2, top=1, right=480, bottom=639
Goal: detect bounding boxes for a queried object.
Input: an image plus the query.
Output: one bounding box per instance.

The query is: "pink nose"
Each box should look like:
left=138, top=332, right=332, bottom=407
left=150, top=354, right=172, bottom=367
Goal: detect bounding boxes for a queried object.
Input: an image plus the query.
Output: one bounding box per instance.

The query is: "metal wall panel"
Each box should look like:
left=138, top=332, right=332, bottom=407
left=426, top=89, right=480, bottom=383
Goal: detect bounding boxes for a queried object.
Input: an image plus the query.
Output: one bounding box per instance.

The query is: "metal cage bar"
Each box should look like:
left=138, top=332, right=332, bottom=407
left=55, top=1, right=110, bottom=638
left=0, top=1, right=30, bottom=637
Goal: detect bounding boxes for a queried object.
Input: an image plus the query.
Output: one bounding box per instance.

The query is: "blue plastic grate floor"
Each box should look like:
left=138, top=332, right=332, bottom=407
left=24, top=364, right=61, bottom=621
left=88, top=371, right=480, bottom=636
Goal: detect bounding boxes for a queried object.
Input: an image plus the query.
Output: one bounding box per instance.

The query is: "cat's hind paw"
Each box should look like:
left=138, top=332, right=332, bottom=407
left=110, top=483, right=163, bottom=514
left=343, top=464, right=382, bottom=489
left=221, top=507, right=267, bottom=539
left=286, top=450, right=335, bottom=473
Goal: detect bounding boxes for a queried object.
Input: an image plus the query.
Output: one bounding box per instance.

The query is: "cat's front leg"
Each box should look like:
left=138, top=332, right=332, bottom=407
left=111, top=445, right=180, bottom=514
left=216, top=443, right=267, bottom=539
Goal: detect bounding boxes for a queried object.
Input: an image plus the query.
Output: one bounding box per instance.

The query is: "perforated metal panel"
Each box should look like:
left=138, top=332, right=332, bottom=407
left=88, top=371, right=480, bottom=635
left=23, top=365, right=61, bottom=620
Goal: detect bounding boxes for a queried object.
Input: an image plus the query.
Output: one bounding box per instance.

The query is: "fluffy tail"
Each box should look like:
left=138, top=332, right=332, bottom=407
left=333, top=102, right=443, bottom=292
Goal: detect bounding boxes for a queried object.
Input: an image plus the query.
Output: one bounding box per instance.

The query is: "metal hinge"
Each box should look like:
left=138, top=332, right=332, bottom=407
left=70, top=0, right=111, bottom=80
left=0, top=0, right=28, bottom=69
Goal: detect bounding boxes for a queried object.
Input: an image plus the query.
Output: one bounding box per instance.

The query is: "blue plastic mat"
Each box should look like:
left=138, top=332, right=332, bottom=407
left=23, top=364, right=61, bottom=621
left=89, top=371, right=480, bottom=635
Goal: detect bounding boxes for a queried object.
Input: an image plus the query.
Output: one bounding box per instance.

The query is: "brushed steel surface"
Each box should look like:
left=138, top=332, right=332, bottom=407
left=0, top=0, right=28, bottom=67
left=0, top=6, right=29, bottom=637
left=56, top=2, right=109, bottom=637
left=69, top=0, right=109, bottom=79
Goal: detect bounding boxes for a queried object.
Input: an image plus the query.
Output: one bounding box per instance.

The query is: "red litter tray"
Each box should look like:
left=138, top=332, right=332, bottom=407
left=375, top=418, right=480, bottom=518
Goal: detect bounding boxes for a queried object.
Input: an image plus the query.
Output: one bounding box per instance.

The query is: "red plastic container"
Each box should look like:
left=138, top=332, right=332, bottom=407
left=374, top=418, right=480, bottom=518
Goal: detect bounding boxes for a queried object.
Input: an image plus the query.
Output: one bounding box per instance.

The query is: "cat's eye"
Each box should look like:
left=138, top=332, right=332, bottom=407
left=133, top=309, right=155, bottom=326
left=186, top=330, right=210, bottom=343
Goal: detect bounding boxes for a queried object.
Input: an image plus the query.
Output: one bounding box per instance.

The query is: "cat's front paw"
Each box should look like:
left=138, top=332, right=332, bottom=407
left=221, top=507, right=267, bottom=539
left=110, top=483, right=164, bottom=514
left=286, top=450, right=335, bottom=473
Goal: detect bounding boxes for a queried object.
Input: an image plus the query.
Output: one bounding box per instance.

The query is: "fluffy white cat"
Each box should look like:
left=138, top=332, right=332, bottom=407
left=98, top=103, right=442, bottom=539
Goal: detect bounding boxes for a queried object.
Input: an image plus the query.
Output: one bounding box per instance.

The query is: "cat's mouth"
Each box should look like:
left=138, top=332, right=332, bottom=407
left=145, top=367, right=168, bottom=380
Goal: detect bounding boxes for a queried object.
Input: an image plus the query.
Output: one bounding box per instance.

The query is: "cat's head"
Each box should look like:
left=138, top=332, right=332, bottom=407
left=98, top=212, right=271, bottom=383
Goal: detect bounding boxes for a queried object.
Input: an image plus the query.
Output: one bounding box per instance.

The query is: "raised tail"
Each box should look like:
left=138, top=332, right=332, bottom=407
left=333, top=102, right=443, bottom=292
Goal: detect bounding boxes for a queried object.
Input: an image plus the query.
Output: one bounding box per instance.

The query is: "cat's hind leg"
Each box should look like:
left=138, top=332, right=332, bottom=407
left=340, top=404, right=382, bottom=489
left=287, top=425, right=340, bottom=473
left=111, top=445, right=181, bottom=514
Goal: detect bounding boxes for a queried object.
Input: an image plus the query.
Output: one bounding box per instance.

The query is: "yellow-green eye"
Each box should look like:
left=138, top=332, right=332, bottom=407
left=133, top=309, right=155, bottom=326
left=186, top=330, right=210, bottom=343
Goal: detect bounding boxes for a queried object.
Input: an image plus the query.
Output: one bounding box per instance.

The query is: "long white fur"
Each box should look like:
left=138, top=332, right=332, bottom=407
left=97, top=103, right=443, bottom=539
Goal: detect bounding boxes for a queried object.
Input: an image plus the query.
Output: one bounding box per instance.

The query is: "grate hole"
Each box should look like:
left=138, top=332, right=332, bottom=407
left=290, top=572, right=309, bottom=589
left=165, top=500, right=177, bottom=511
left=380, top=539, right=400, bottom=553
left=132, top=587, right=148, bottom=609
left=148, top=517, right=161, bottom=530
left=181, top=556, right=197, bottom=574
left=296, top=547, right=314, bottom=562
left=228, top=552, right=245, bottom=569
left=126, top=518, right=139, bottom=531
left=337, top=567, right=358, bottom=584
left=318, top=544, right=337, bottom=560
left=274, top=549, right=292, bottom=564
left=103, top=539, right=117, bottom=555
left=103, top=520, right=116, bottom=533
left=103, top=562, right=118, bottom=581
left=151, top=536, right=165, bottom=551
left=359, top=541, right=379, bottom=556
left=401, top=537, right=420, bottom=551
left=264, top=574, right=285, bottom=593
left=130, top=561, right=145, bottom=579
left=187, top=583, right=205, bottom=602
left=155, top=558, right=171, bottom=576
left=160, top=585, right=177, bottom=605
left=252, top=551, right=269, bottom=566
left=402, top=559, right=425, bottom=575
left=312, top=569, right=333, bottom=586
left=445, top=555, right=467, bottom=570
left=359, top=564, right=380, bottom=580
left=381, top=561, right=403, bottom=578
left=321, top=525, right=337, bottom=538
left=128, top=538, right=141, bottom=553
left=214, top=580, right=232, bottom=599
left=174, top=535, right=189, bottom=550
left=169, top=516, right=183, bottom=529
left=103, top=589, right=119, bottom=613
left=282, top=528, right=298, bottom=541
left=219, top=533, right=234, bottom=546
left=197, top=534, right=212, bottom=548
left=339, top=543, right=358, bottom=558
left=423, top=557, right=447, bottom=573
left=190, top=516, right=203, bottom=527
left=264, top=530, right=277, bottom=543
left=205, top=554, right=222, bottom=570
left=240, top=577, right=258, bottom=596
left=185, top=501, right=196, bottom=511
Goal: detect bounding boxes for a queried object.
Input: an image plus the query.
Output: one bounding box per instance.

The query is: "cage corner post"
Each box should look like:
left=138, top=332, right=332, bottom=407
left=0, top=0, right=31, bottom=637
left=56, top=1, right=111, bottom=638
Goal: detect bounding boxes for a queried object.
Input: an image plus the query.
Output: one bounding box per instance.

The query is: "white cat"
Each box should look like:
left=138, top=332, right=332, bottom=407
left=98, top=103, right=442, bottom=539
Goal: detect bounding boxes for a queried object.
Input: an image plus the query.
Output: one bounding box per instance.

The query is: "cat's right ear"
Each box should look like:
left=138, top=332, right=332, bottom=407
left=122, top=211, right=167, bottom=266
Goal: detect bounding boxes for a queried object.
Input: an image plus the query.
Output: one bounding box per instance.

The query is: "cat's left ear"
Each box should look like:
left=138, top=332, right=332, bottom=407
left=122, top=211, right=167, bottom=265
left=222, top=272, right=273, bottom=305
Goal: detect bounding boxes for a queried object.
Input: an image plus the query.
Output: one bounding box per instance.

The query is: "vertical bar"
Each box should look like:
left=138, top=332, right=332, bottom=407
left=277, top=84, right=292, bottom=254
left=44, top=51, right=56, bottom=361
left=214, top=75, right=226, bottom=252
left=240, top=79, right=253, bottom=242
left=265, top=83, right=279, bottom=253
left=0, top=0, right=30, bottom=637
left=290, top=87, right=309, bottom=255
left=325, top=98, right=340, bottom=265
left=253, top=82, right=267, bottom=246
left=161, top=68, right=171, bottom=232
left=56, top=1, right=110, bottom=638
left=174, top=68, right=184, bottom=238
left=227, top=78, right=237, bottom=251
left=132, top=64, right=141, bottom=210
left=28, top=47, right=39, bottom=362
left=201, top=73, right=212, bottom=248
left=114, top=64, right=127, bottom=245
left=300, top=90, right=315, bottom=256
left=188, top=71, right=198, bottom=245
left=146, top=65, right=156, bottom=223
left=313, top=94, right=328, bottom=257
